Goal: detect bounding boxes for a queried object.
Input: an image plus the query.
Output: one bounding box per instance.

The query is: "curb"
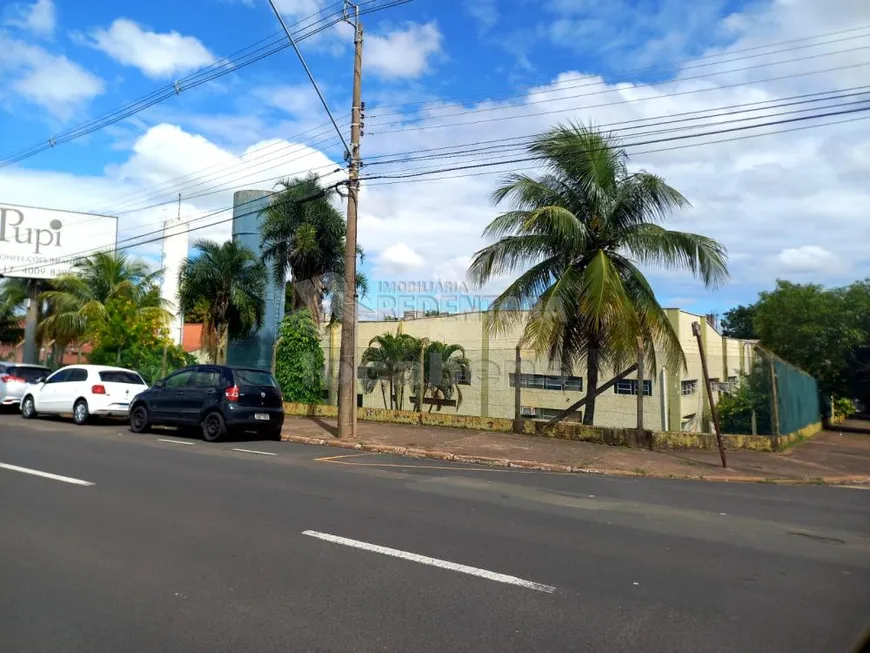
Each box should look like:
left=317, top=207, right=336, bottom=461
left=281, top=434, right=870, bottom=486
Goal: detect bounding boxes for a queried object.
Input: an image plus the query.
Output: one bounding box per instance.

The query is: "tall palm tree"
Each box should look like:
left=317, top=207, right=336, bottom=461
left=178, top=239, right=267, bottom=364
left=359, top=330, right=418, bottom=410
left=469, top=123, right=729, bottom=425
left=418, top=341, right=471, bottom=412
left=40, top=252, right=169, bottom=359
left=0, top=279, right=28, bottom=333
left=262, top=174, right=367, bottom=324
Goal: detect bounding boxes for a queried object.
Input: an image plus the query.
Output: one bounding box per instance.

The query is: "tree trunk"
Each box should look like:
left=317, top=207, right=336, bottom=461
left=582, top=344, right=599, bottom=426
left=217, top=324, right=229, bottom=365
left=380, top=382, right=388, bottom=410
left=389, top=378, right=395, bottom=410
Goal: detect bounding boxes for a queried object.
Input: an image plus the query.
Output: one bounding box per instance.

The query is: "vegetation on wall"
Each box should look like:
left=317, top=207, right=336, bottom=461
left=359, top=329, right=471, bottom=412
left=273, top=309, right=325, bottom=404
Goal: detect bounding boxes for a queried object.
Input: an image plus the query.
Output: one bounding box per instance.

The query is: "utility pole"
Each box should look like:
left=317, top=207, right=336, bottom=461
left=636, top=337, right=645, bottom=439
left=337, top=2, right=363, bottom=439
left=692, top=322, right=727, bottom=468
left=22, top=279, right=39, bottom=365
left=266, top=0, right=360, bottom=437
left=513, top=345, right=523, bottom=433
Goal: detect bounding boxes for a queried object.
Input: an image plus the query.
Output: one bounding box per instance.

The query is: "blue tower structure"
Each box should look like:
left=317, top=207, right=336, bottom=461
left=226, top=190, right=286, bottom=371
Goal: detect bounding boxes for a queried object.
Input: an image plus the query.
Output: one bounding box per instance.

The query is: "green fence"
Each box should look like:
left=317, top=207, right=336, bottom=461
left=773, top=357, right=821, bottom=436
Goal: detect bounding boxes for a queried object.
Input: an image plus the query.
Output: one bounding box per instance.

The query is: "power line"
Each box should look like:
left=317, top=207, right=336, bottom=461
left=368, top=23, right=870, bottom=114
left=361, top=113, right=870, bottom=187
left=367, top=61, right=870, bottom=135
left=360, top=104, right=870, bottom=182
left=372, top=25, right=870, bottom=118
left=81, top=28, right=870, bottom=225
left=0, top=0, right=410, bottom=169
left=3, top=99, right=864, bottom=279
left=45, top=87, right=870, bottom=244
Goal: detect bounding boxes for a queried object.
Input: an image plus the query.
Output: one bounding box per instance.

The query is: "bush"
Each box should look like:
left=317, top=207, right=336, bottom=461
left=717, top=376, right=772, bottom=435
left=89, top=341, right=195, bottom=385
left=833, top=396, right=856, bottom=419
left=274, top=309, right=325, bottom=404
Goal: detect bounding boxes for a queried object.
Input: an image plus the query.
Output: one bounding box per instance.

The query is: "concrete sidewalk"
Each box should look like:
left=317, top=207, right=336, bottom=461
left=281, top=416, right=870, bottom=484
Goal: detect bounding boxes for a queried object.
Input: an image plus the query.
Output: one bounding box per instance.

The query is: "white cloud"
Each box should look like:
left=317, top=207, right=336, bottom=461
left=4, top=0, right=56, bottom=37
left=465, top=0, right=499, bottom=32
left=86, top=19, right=215, bottom=79
left=272, top=0, right=326, bottom=19
left=0, top=35, right=104, bottom=119
left=775, top=246, right=840, bottom=274
left=367, top=22, right=443, bottom=79
left=377, top=242, right=426, bottom=273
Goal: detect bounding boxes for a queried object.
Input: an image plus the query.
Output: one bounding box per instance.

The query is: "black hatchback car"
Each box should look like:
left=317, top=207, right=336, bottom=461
left=129, top=365, right=284, bottom=441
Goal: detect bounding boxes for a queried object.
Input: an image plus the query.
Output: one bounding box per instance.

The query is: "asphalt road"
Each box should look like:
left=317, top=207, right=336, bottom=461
left=1, top=412, right=869, bottom=653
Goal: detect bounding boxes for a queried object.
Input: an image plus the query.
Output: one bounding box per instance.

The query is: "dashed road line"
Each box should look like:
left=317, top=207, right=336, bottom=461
left=232, top=448, right=278, bottom=456
left=157, top=439, right=195, bottom=446
left=302, top=530, right=557, bottom=593
left=0, top=462, right=95, bottom=486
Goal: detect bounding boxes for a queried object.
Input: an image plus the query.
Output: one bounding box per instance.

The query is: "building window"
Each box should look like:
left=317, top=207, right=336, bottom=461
left=614, top=379, right=652, bottom=396
left=681, top=380, right=698, bottom=395
left=509, top=373, right=583, bottom=391
left=455, top=368, right=472, bottom=386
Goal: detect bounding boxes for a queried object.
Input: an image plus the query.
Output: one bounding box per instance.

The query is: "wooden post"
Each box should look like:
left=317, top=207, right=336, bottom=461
left=751, top=409, right=757, bottom=436
left=692, top=322, right=727, bottom=468
left=769, top=355, right=781, bottom=447
left=636, top=337, right=645, bottom=432
left=513, top=345, right=523, bottom=433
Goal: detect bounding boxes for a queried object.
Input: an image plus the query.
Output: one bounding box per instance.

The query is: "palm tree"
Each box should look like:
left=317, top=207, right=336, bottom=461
left=40, top=252, right=169, bottom=361
left=178, top=239, right=267, bottom=364
left=359, top=330, right=418, bottom=410
left=418, top=341, right=471, bottom=412
left=0, top=279, right=28, bottom=333
left=469, top=123, right=729, bottom=425
left=262, top=174, right=367, bottom=324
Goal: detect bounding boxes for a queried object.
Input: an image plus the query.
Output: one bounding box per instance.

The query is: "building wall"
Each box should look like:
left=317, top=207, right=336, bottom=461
left=226, top=190, right=285, bottom=371
left=318, top=310, right=761, bottom=431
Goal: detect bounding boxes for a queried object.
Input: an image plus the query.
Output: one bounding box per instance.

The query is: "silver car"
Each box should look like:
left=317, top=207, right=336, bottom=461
left=0, top=363, right=51, bottom=408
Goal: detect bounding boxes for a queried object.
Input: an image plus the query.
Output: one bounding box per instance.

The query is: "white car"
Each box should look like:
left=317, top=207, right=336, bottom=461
left=20, top=365, right=149, bottom=425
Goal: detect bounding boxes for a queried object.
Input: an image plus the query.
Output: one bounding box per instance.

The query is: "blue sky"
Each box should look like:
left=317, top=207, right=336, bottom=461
left=1, top=0, right=869, bottom=318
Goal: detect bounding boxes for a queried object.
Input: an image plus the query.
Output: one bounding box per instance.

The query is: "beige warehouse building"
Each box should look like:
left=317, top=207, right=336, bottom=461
left=319, top=309, right=758, bottom=433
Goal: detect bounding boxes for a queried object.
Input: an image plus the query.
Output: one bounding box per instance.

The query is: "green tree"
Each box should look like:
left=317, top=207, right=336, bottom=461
left=39, top=252, right=169, bottom=356
left=417, top=341, right=471, bottom=412
left=359, top=330, right=418, bottom=410
left=0, top=278, right=28, bottom=343
left=721, top=304, right=757, bottom=339
left=468, top=123, right=729, bottom=425
left=753, top=279, right=869, bottom=400
left=261, top=174, right=367, bottom=324
left=178, top=239, right=267, bottom=365
left=274, top=309, right=325, bottom=404
left=87, top=296, right=194, bottom=382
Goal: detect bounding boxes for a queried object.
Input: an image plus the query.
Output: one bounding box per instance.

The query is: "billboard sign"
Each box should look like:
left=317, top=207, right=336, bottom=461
left=0, top=203, right=118, bottom=280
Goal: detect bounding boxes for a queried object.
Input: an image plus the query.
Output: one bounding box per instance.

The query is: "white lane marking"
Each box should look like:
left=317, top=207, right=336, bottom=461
left=158, top=439, right=194, bottom=446
left=0, top=462, right=95, bottom=487
left=302, top=530, right=556, bottom=593
left=232, top=448, right=278, bottom=456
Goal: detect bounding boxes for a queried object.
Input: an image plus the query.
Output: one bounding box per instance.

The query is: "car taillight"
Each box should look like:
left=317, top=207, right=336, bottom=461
left=225, top=385, right=239, bottom=402
left=91, top=385, right=106, bottom=395
left=1, top=375, right=25, bottom=383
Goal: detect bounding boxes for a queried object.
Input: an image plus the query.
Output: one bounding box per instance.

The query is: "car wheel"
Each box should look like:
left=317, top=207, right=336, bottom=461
left=129, top=405, right=150, bottom=433
left=21, top=396, right=37, bottom=419
left=267, top=425, right=283, bottom=441
left=202, top=412, right=227, bottom=443
left=73, top=399, right=90, bottom=425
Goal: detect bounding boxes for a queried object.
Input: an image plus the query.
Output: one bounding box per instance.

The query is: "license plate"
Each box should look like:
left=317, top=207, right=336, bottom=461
left=254, top=413, right=270, bottom=421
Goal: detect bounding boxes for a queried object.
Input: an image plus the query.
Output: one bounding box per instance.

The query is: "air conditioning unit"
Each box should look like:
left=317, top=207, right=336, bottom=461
left=520, top=406, right=536, bottom=417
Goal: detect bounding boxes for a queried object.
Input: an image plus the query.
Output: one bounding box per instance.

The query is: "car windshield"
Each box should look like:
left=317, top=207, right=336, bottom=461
left=234, top=369, right=277, bottom=387
left=7, top=366, right=50, bottom=382
left=99, top=371, right=146, bottom=385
